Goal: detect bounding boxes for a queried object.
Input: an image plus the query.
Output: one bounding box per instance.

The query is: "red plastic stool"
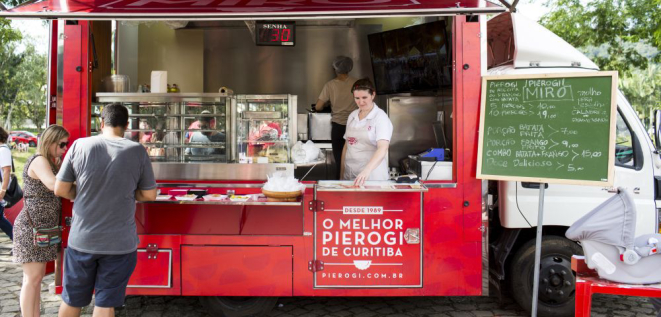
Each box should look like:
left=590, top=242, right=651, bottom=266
left=572, top=255, right=661, bottom=316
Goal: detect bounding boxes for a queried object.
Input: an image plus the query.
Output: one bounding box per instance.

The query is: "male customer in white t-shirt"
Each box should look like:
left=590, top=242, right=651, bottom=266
left=0, top=127, right=14, bottom=240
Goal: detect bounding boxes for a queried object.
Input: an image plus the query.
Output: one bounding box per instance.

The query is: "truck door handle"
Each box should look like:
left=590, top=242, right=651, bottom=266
left=602, top=187, right=619, bottom=193
left=521, top=182, right=548, bottom=189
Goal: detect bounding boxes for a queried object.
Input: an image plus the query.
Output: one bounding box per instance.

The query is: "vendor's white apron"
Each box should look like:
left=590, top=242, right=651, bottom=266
left=343, top=118, right=389, bottom=181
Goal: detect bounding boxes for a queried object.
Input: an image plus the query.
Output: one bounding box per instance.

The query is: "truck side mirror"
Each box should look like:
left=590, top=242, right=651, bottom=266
left=654, top=110, right=661, bottom=150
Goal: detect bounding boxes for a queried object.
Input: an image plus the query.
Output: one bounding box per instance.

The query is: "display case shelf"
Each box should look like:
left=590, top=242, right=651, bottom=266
left=94, top=93, right=232, bottom=163
left=233, top=94, right=297, bottom=164
left=236, top=118, right=289, bottom=121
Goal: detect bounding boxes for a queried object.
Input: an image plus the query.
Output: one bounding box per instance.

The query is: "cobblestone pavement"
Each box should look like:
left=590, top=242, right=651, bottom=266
left=0, top=236, right=657, bottom=317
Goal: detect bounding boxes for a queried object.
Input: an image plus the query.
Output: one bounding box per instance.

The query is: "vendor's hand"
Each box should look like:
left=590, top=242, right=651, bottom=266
left=0, top=189, right=6, bottom=199
left=354, top=169, right=372, bottom=187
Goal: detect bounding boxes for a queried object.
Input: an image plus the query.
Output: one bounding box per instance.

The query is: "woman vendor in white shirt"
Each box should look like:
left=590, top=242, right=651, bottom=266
left=340, top=78, right=393, bottom=186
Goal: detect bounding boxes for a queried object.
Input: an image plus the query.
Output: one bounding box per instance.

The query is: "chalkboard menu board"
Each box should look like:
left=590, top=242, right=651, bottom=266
left=477, top=72, right=618, bottom=186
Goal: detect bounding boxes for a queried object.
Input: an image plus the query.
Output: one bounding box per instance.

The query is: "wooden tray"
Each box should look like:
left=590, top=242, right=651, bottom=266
left=262, top=189, right=302, bottom=199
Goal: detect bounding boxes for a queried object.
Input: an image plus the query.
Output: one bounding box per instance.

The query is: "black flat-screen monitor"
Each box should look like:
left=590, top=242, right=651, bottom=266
left=368, top=20, right=451, bottom=95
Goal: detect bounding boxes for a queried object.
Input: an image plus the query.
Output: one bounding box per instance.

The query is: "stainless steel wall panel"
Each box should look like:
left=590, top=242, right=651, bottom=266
left=308, top=113, right=332, bottom=141
left=203, top=25, right=380, bottom=113
left=388, top=96, right=442, bottom=168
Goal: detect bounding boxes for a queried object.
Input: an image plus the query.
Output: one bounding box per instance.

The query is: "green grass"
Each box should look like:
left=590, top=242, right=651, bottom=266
left=12, top=147, right=37, bottom=187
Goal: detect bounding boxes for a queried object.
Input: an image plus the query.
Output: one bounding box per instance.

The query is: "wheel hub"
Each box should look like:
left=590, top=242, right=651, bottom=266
left=538, top=255, right=574, bottom=304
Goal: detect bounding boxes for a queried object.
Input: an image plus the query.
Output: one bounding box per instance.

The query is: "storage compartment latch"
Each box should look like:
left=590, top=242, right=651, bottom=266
left=146, top=244, right=159, bottom=259
left=308, top=260, right=324, bottom=272
left=308, top=200, right=325, bottom=212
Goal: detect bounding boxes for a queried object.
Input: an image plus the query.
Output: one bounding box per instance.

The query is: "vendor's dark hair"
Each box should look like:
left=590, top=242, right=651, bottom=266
left=351, top=78, right=376, bottom=95
left=0, top=127, right=7, bottom=143
left=101, top=104, right=129, bottom=128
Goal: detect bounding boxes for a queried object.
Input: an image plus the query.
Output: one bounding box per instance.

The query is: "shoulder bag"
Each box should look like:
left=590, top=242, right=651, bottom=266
left=25, top=206, right=63, bottom=248
left=1, top=145, right=22, bottom=208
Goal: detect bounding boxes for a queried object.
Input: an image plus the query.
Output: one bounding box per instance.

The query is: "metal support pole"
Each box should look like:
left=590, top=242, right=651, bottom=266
left=531, top=183, right=546, bottom=317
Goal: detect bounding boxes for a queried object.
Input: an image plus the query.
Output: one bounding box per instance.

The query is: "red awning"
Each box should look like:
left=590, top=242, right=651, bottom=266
left=0, top=0, right=505, bottom=20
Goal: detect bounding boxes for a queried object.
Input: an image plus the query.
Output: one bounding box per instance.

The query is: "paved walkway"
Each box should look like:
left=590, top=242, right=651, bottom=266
left=0, top=236, right=657, bottom=317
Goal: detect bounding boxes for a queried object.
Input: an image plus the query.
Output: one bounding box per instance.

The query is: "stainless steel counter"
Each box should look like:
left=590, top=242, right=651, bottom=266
left=316, top=180, right=428, bottom=192
left=139, top=199, right=301, bottom=206
left=153, top=162, right=294, bottom=181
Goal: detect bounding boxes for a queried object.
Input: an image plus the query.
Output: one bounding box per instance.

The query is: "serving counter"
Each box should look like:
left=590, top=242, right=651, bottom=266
left=136, top=183, right=305, bottom=236
left=316, top=180, right=428, bottom=192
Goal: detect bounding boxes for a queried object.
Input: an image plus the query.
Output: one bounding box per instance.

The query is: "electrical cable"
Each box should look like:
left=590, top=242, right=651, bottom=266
left=424, top=160, right=439, bottom=181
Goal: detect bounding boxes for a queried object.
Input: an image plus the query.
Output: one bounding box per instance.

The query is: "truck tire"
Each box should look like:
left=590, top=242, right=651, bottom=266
left=200, top=296, right=278, bottom=317
left=509, top=235, right=582, bottom=317
left=29, top=141, right=36, bottom=147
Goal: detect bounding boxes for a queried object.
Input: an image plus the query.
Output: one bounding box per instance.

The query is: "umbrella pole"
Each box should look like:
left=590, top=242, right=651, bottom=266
left=531, top=183, right=546, bottom=317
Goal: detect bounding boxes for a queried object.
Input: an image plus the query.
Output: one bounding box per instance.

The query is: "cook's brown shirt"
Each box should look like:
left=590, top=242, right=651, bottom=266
left=318, top=76, right=358, bottom=125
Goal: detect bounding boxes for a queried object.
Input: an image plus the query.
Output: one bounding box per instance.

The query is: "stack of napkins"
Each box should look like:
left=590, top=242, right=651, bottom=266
left=263, top=172, right=305, bottom=192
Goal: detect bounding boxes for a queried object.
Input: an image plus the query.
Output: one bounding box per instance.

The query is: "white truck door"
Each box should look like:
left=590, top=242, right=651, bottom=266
left=513, top=93, right=657, bottom=236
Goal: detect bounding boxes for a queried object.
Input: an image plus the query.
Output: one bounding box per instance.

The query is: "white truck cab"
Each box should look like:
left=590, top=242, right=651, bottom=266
left=487, top=13, right=661, bottom=317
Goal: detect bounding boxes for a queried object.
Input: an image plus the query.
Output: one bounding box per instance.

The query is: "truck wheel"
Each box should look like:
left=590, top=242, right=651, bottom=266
left=200, top=296, right=278, bottom=317
left=510, top=235, right=582, bottom=317
left=29, top=141, right=36, bottom=147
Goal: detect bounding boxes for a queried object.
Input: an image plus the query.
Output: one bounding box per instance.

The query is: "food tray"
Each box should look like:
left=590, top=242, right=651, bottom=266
left=156, top=195, right=172, bottom=201
left=203, top=194, right=227, bottom=201
left=229, top=195, right=251, bottom=202
left=262, top=189, right=302, bottom=199
left=175, top=195, right=197, bottom=201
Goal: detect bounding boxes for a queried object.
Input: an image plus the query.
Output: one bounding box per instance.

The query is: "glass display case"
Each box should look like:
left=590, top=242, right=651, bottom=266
left=232, top=95, right=297, bottom=163
left=94, top=93, right=232, bottom=163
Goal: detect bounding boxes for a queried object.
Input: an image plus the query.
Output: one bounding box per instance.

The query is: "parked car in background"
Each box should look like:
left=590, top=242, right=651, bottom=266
left=10, top=131, right=38, bottom=147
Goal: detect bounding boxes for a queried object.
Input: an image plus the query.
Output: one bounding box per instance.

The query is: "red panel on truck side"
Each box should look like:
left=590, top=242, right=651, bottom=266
left=126, top=235, right=181, bottom=296
left=182, top=246, right=293, bottom=296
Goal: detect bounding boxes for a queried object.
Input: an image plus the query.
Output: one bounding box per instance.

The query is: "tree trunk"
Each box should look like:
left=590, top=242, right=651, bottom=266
left=4, top=103, right=13, bottom=131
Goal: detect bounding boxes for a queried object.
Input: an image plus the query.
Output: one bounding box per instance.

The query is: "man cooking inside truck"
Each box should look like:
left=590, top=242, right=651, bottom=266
left=315, top=56, right=358, bottom=179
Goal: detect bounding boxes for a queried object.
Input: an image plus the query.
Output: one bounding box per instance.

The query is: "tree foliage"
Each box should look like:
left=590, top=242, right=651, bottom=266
left=538, top=0, right=661, bottom=126
left=1, top=0, right=24, bottom=8
left=1, top=20, right=47, bottom=132
left=11, top=43, right=47, bottom=131
left=620, top=65, right=661, bottom=128
left=539, top=0, right=661, bottom=76
left=0, top=18, right=23, bottom=128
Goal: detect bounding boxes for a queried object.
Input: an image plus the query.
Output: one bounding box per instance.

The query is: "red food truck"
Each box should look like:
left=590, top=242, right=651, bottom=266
left=3, top=1, right=660, bottom=317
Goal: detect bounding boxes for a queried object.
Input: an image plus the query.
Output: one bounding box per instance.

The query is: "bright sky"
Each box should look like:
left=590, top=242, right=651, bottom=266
left=515, top=0, right=551, bottom=21
left=11, top=19, right=48, bottom=54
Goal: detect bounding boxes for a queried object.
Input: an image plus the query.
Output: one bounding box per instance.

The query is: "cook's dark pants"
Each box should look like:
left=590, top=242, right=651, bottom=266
left=331, top=122, right=346, bottom=180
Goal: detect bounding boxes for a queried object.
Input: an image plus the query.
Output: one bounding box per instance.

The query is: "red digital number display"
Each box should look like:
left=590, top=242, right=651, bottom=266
left=256, top=21, right=295, bottom=46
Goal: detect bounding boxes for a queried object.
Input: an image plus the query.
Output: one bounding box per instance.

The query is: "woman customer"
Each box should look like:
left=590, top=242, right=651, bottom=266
left=13, top=125, right=69, bottom=317
left=0, top=127, right=14, bottom=240
left=340, top=78, right=393, bottom=186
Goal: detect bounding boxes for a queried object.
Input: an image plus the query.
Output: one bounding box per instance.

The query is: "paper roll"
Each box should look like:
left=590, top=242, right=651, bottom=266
left=218, top=86, right=234, bottom=96
left=151, top=71, right=168, bottom=93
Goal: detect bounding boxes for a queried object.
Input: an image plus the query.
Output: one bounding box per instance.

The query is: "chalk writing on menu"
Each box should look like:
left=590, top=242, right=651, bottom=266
left=479, top=74, right=616, bottom=184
